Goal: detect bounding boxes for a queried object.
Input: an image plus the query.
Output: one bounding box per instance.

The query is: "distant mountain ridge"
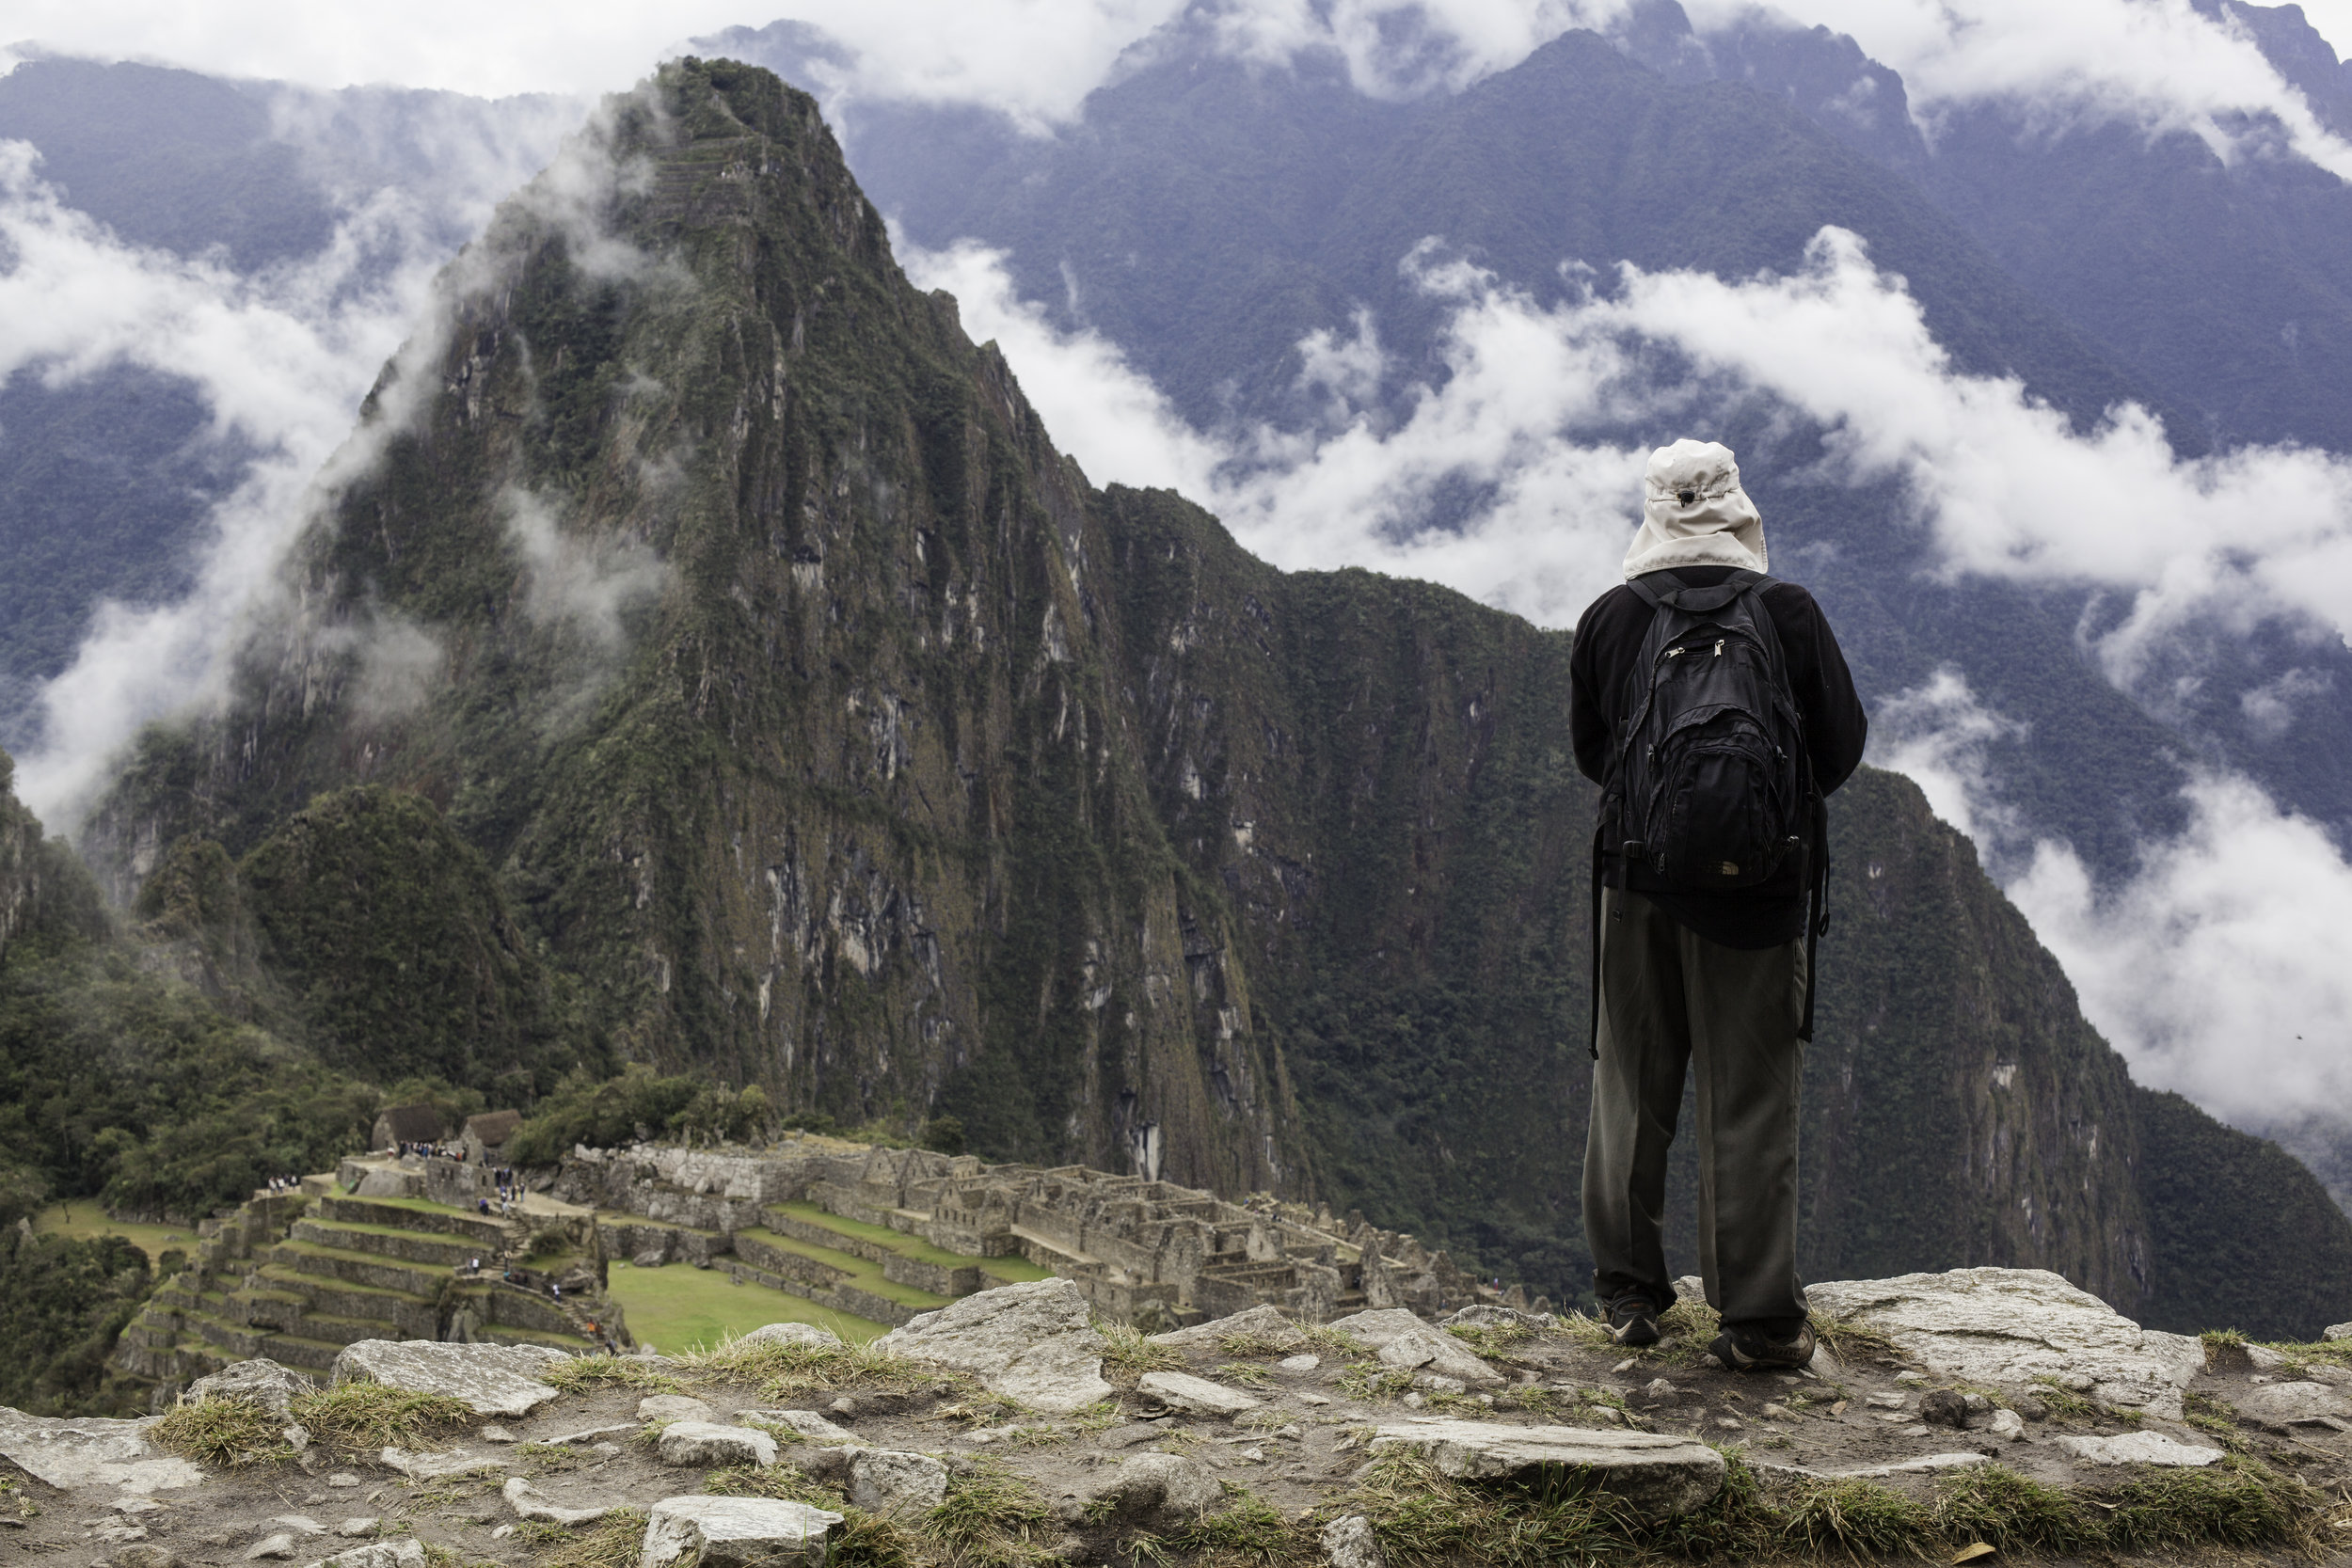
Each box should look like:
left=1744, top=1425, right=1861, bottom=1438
left=66, top=57, right=2352, bottom=1337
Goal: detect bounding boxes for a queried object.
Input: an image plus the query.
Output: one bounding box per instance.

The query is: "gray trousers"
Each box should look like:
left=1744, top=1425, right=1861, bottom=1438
left=1583, top=888, right=1810, bottom=1328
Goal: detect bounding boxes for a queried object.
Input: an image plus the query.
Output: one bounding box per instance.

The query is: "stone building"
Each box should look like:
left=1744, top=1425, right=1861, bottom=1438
left=372, top=1103, right=440, bottom=1150
left=463, top=1110, right=522, bottom=1165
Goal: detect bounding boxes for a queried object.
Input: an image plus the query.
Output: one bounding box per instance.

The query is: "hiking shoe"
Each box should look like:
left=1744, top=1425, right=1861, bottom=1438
left=1604, top=1292, right=1661, bottom=1347
left=1709, top=1321, right=1818, bottom=1372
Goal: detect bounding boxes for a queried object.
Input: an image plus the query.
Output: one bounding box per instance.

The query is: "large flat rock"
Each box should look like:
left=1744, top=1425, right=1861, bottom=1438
left=331, top=1341, right=570, bottom=1418
left=639, top=1496, right=841, bottom=1568
left=1370, top=1421, right=1724, bottom=1517
left=2049, top=1432, right=2225, bottom=1467
left=0, top=1409, right=203, bottom=1492
left=1136, top=1370, right=1262, bottom=1418
left=874, top=1278, right=1113, bottom=1414
left=1147, top=1304, right=1301, bottom=1351
left=1327, top=1309, right=1501, bottom=1386
left=2233, top=1381, right=2352, bottom=1430
left=1804, top=1268, right=2202, bottom=1419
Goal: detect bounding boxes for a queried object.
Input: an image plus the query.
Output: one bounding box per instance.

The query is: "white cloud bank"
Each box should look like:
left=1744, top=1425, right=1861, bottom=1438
left=1871, top=668, right=2352, bottom=1135
left=14, top=0, right=2352, bottom=180
left=0, top=90, right=580, bottom=827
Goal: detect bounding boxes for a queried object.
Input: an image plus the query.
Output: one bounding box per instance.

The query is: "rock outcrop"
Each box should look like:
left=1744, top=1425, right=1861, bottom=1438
left=1808, top=1268, right=2204, bottom=1418
left=1368, top=1421, right=1726, bottom=1517
left=873, top=1277, right=1113, bottom=1413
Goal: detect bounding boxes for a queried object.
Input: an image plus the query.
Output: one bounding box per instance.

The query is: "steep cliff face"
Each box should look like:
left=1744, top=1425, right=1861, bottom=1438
left=86, top=60, right=1301, bottom=1199
left=75, top=61, right=2352, bottom=1332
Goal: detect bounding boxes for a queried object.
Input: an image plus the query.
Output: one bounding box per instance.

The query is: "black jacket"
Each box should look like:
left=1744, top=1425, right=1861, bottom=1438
left=1569, top=566, right=1867, bottom=947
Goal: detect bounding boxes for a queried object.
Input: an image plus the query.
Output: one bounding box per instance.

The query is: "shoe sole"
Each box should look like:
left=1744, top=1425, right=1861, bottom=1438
left=1612, top=1317, right=1661, bottom=1347
left=1708, top=1329, right=1815, bottom=1371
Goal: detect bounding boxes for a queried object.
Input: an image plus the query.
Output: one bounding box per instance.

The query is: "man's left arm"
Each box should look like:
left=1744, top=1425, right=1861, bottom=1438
left=1774, top=587, right=1867, bottom=793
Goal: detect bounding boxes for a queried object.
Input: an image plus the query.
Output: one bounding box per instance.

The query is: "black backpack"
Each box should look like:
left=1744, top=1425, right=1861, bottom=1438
left=1587, top=568, right=1830, bottom=1052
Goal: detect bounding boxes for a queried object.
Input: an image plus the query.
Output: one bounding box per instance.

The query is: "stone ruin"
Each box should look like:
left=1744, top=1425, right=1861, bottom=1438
left=558, top=1137, right=1549, bottom=1329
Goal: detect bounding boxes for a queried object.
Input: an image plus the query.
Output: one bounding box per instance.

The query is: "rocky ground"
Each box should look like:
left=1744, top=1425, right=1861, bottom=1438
left=5, top=1270, right=2351, bottom=1566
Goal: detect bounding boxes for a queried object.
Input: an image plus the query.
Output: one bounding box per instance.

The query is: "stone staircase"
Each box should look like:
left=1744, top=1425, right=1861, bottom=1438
left=115, top=1179, right=624, bottom=1394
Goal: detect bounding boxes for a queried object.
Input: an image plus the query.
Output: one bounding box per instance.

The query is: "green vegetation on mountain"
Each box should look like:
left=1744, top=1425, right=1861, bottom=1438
left=61, top=59, right=2352, bottom=1337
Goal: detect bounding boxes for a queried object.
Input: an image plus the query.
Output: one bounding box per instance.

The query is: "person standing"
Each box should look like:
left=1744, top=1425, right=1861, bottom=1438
left=1570, top=439, right=1867, bottom=1371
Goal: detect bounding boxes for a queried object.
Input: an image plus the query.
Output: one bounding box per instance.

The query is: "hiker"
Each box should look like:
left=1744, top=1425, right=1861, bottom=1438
left=1571, top=439, right=1866, bottom=1373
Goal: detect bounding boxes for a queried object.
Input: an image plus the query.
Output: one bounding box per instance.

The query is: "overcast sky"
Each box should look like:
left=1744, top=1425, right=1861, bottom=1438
left=6, top=0, right=2350, bottom=111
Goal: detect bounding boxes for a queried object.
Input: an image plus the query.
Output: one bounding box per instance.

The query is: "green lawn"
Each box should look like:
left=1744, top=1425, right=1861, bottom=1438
left=603, top=1259, right=888, bottom=1352
left=769, top=1200, right=1056, bottom=1285
left=733, top=1227, right=951, bottom=1309
left=34, top=1203, right=194, bottom=1259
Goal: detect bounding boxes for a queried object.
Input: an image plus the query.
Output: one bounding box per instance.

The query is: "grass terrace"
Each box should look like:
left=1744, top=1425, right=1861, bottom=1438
left=602, top=1259, right=887, bottom=1352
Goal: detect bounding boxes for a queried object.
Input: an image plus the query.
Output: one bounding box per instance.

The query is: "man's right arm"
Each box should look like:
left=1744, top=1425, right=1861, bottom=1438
left=1569, top=600, right=1614, bottom=784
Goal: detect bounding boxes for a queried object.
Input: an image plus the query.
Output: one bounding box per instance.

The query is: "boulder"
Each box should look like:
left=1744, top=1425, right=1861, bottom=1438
left=639, top=1496, right=841, bottom=1568
left=1987, top=1408, right=2026, bottom=1440
left=0, top=1409, right=202, bottom=1492
left=1327, top=1310, right=1502, bottom=1386
left=330, top=1341, right=569, bottom=1418
left=1147, top=1304, right=1302, bottom=1351
left=734, top=1323, right=842, bottom=1351
left=657, top=1422, right=777, bottom=1468
left=1136, top=1371, right=1263, bottom=1418
left=2232, top=1381, right=2352, bottom=1431
left=736, top=1410, right=862, bottom=1445
left=379, top=1449, right=506, bottom=1481
left=1804, top=1269, right=2203, bottom=1419
left=842, top=1449, right=949, bottom=1515
left=874, top=1278, right=1113, bottom=1414
left=187, top=1360, right=318, bottom=1416
left=1369, top=1422, right=1724, bottom=1518
left=2050, top=1433, right=2224, bottom=1467
left=1062, top=1452, right=1221, bottom=1531
left=1322, top=1514, right=1387, bottom=1568
left=1440, top=1306, right=1551, bottom=1332
left=354, top=1169, right=421, bottom=1200
left=2323, top=1323, right=2352, bottom=1342
left=501, top=1478, right=612, bottom=1526
left=638, top=1396, right=714, bottom=1423
left=298, top=1545, right=423, bottom=1568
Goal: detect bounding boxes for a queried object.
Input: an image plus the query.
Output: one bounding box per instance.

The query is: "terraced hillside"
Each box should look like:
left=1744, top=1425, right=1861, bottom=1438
left=115, top=1177, right=621, bottom=1390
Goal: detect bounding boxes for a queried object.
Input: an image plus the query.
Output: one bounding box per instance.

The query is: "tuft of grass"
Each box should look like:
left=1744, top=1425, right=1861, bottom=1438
left=540, top=1356, right=682, bottom=1395
left=705, top=1464, right=915, bottom=1568
left=1099, top=1323, right=1184, bottom=1381
left=1325, top=1447, right=2330, bottom=1565
left=2201, top=1327, right=2248, bottom=1351
left=918, top=1458, right=1058, bottom=1568
left=1216, top=1326, right=1307, bottom=1360
left=1446, top=1322, right=1535, bottom=1360
left=1931, top=1465, right=2101, bottom=1555
left=1130, top=1483, right=1298, bottom=1567
left=1772, top=1476, right=1935, bottom=1559
left=532, top=1507, right=647, bottom=1568
left=682, top=1332, right=948, bottom=1401
left=1213, top=1362, right=1274, bottom=1389
left=1335, top=1362, right=1413, bottom=1403
left=2183, top=1390, right=2252, bottom=1454
left=518, top=1441, right=594, bottom=1475
left=294, top=1383, right=475, bottom=1455
left=151, top=1397, right=293, bottom=1468
left=2028, top=1376, right=2100, bottom=1423
left=1293, top=1322, right=1370, bottom=1359
left=1807, top=1310, right=1902, bottom=1367
left=1555, top=1309, right=1619, bottom=1355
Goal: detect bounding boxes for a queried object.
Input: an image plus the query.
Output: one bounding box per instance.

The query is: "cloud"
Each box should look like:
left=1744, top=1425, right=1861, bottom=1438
left=1868, top=667, right=2352, bottom=1140
left=2, top=83, right=668, bottom=831
left=1686, top=0, right=2352, bottom=181
left=501, top=486, right=672, bottom=657
left=905, top=234, right=1644, bottom=627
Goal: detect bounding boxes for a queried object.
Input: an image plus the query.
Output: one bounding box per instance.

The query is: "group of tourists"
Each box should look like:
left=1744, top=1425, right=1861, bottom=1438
left=262, top=1175, right=303, bottom=1196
